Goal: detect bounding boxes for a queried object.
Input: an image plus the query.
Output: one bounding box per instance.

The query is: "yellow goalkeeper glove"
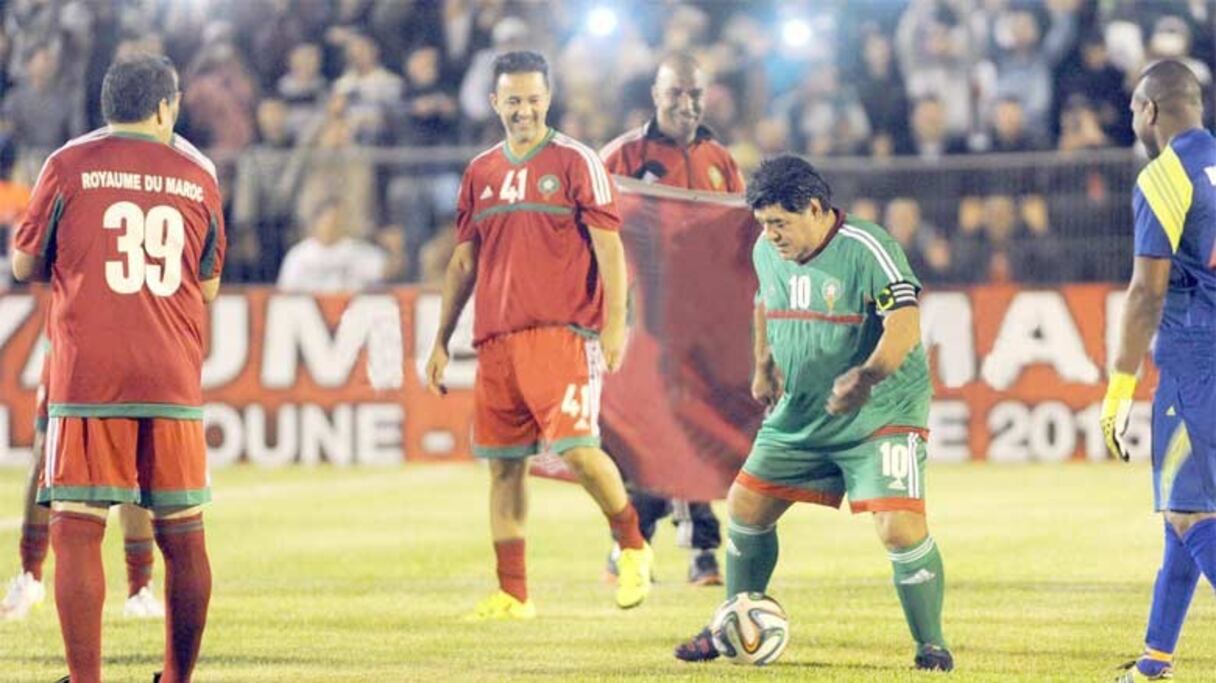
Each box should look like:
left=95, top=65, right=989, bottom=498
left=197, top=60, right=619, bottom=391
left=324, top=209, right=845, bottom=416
left=1101, top=372, right=1137, bottom=462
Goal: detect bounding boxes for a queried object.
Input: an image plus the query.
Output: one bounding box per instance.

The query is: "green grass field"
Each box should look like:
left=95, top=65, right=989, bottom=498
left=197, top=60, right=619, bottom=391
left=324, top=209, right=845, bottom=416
left=1, top=462, right=1214, bottom=682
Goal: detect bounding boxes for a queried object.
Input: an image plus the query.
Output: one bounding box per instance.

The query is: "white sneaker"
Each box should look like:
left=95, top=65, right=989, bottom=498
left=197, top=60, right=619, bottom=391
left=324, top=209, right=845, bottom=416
left=123, top=583, right=165, bottom=619
left=0, top=571, right=46, bottom=620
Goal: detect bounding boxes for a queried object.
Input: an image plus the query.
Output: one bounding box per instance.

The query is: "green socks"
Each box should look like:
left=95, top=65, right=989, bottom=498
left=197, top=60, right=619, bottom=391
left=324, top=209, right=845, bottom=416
left=889, top=536, right=947, bottom=649
left=725, top=518, right=778, bottom=596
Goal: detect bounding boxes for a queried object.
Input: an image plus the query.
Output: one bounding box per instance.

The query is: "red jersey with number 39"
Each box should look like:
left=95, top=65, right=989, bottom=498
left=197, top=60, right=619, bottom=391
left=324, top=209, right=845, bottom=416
left=12, top=128, right=226, bottom=419
left=456, top=129, right=621, bottom=346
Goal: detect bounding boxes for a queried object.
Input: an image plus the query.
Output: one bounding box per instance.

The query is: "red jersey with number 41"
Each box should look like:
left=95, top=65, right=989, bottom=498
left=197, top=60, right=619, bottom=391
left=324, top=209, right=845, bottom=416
left=12, top=128, right=226, bottom=419
left=456, top=129, right=621, bottom=346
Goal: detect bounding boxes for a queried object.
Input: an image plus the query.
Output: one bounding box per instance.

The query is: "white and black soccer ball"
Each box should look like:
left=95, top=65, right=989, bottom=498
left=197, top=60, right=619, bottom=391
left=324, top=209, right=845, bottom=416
left=709, top=592, right=789, bottom=666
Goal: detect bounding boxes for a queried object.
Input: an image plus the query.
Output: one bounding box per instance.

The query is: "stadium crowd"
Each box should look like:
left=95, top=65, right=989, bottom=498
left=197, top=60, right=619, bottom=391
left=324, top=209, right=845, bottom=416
left=0, top=0, right=1211, bottom=287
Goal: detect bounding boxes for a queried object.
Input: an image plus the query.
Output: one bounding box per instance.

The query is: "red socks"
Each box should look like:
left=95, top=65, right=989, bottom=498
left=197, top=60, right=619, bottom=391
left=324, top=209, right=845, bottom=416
left=609, top=504, right=645, bottom=550
left=124, top=536, right=155, bottom=597
left=494, top=539, right=527, bottom=602
left=50, top=512, right=106, bottom=683
left=154, top=515, right=211, bottom=683
left=19, top=523, right=49, bottom=581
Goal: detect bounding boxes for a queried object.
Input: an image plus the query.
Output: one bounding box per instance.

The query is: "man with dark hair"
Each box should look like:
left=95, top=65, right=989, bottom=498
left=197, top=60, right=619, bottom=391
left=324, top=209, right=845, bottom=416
left=597, top=52, right=745, bottom=587
left=11, top=53, right=225, bottom=683
left=100, top=54, right=179, bottom=124
left=674, top=155, right=952, bottom=671
left=426, top=50, right=652, bottom=620
left=1104, top=59, right=1216, bottom=683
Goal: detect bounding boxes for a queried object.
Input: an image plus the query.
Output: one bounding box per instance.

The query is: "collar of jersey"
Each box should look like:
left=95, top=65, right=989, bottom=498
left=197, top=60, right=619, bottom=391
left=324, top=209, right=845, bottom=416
left=107, top=129, right=162, bottom=143
left=1170, top=127, right=1208, bottom=150
left=502, top=128, right=556, bottom=165
left=644, top=117, right=716, bottom=146
left=796, top=208, right=845, bottom=265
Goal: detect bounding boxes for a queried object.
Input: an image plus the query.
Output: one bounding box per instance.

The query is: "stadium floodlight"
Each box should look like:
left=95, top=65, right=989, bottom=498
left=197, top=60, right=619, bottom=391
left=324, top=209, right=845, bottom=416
left=781, top=18, right=812, bottom=48
left=587, top=5, right=619, bottom=37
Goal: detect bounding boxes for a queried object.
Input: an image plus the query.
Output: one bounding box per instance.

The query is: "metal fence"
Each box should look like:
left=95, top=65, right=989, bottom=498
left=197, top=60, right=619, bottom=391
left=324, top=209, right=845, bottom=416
left=213, top=146, right=1142, bottom=286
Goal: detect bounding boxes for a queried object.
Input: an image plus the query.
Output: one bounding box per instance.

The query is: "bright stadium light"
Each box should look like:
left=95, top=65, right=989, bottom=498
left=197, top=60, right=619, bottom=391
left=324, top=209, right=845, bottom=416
left=781, top=18, right=812, bottom=48
left=587, top=5, right=619, bottom=37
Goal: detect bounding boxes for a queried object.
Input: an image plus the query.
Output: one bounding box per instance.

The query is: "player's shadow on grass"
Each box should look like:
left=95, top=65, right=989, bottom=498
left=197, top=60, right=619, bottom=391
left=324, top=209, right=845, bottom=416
left=2, top=653, right=160, bottom=666
left=949, top=580, right=1147, bottom=593
left=2, top=654, right=315, bottom=667
left=769, top=659, right=893, bottom=673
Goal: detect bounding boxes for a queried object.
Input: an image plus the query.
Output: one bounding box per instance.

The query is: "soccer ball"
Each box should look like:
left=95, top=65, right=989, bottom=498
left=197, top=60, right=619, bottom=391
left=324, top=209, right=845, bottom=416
left=709, top=592, right=789, bottom=665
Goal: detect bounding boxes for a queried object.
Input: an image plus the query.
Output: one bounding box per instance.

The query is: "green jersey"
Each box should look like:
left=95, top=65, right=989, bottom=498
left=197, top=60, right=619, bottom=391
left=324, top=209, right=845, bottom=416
left=754, top=212, right=931, bottom=450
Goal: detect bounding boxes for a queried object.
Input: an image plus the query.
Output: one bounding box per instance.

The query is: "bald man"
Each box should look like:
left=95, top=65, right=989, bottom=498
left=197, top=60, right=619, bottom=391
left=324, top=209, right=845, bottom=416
left=599, top=53, right=744, bottom=587
left=601, top=52, right=743, bottom=191
left=1103, top=59, right=1216, bottom=682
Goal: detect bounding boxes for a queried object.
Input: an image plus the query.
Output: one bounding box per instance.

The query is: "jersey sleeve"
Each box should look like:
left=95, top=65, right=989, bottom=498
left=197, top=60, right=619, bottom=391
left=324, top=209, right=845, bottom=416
left=570, top=151, right=622, bottom=232
left=199, top=176, right=227, bottom=280
left=1132, top=159, right=1192, bottom=258
left=12, top=156, right=66, bottom=264
left=455, top=168, right=476, bottom=244
left=724, top=152, right=746, bottom=193
left=599, top=142, right=627, bottom=176
left=849, top=228, right=921, bottom=315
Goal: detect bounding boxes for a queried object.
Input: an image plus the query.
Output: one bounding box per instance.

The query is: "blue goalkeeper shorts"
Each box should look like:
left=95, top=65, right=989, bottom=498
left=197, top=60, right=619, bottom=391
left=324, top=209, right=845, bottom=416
left=1151, top=367, right=1216, bottom=512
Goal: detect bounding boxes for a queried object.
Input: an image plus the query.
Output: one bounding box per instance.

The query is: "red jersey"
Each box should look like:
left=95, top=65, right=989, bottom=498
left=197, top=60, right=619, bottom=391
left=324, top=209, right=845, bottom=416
left=456, top=128, right=621, bottom=345
left=600, top=119, right=744, bottom=192
left=12, top=128, right=226, bottom=419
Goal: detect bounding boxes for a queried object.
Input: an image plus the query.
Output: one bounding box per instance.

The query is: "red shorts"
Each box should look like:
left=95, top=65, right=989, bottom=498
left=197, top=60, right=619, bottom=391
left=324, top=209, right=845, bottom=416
left=473, top=326, right=604, bottom=458
left=38, top=417, right=210, bottom=508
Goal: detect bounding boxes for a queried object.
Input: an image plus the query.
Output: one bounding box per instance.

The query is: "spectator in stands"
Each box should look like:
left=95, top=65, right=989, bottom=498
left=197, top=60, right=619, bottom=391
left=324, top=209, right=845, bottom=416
left=232, top=97, right=301, bottom=283
left=459, top=16, right=529, bottom=143
left=392, top=45, right=459, bottom=146
left=1057, top=95, right=1112, bottom=152
left=986, top=96, right=1043, bottom=152
left=1146, top=15, right=1212, bottom=87
left=182, top=42, right=258, bottom=151
left=908, top=96, right=967, bottom=159
left=781, top=62, right=870, bottom=157
left=981, top=2, right=1078, bottom=134
left=1056, top=31, right=1132, bottom=146
left=432, top=0, right=503, bottom=77
left=332, top=32, right=403, bottom=144
left=849, top=198, right=880, bottom=224
left=920, top=235, right=956, bottom=285
left=885, top=197, right=939, bottom=278
left=952, top=195, right=987, bottom=282
left=855, top=24, right=910, bottom=157
left=2, top=1, right=43, bottom=80
left=1, top=46, right=85, bottom=155
left=293, top=92, right=378, bottom=240
left=243, top=0, right=330, bottom=88
left=895, top=0, right=976, bottom=138
left=375, top=226, right=408, bottom=283
left=255, top=98, right=294, bottom=148
left=980, top=194, right=1021, bottom=282
left=0, top=29, right=10, bottom=95
left=277, top=43, right=329, bottom=142
left=418, top=216, right=458, bottom=287
left=1143, top=15, right=1214, bottom=126
left=277, top=197, right=387, bottom=292
left=385, top=41, right=461, bottom=279
left=1012, top=194, right=1069, bottom=283
left=0, top=138, right=30, bottom=292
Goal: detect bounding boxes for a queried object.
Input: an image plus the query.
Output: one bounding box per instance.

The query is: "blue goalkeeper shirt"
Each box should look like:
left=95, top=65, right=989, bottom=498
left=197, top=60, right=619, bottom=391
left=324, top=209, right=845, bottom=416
left=1133, top=127, right=1216, bottom=371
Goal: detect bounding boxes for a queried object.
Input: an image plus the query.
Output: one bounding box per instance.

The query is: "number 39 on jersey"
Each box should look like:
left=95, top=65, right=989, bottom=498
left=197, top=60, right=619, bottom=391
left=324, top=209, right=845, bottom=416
left=104, top=201, right=187, bottom=297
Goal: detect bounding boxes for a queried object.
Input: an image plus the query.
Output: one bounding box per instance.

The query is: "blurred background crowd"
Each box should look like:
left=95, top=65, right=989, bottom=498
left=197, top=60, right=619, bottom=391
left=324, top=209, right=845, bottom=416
left=0, top=0, right=1212, bottom=289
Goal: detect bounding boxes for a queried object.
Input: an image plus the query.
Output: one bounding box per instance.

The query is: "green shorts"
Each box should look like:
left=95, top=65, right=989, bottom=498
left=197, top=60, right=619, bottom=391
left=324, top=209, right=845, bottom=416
left=736, top=427, right=927, bottom=513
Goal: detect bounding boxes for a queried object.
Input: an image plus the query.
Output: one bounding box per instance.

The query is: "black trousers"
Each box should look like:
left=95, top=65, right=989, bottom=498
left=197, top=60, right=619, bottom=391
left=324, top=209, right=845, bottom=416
left=630, top=489, right=721, bottom=551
